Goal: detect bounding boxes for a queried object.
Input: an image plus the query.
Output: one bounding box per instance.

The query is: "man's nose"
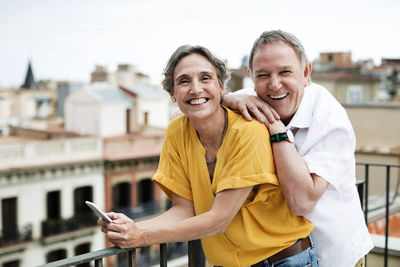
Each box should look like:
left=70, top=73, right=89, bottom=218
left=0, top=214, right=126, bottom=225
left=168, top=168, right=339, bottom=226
left=269, top=75, right=282, bottom=90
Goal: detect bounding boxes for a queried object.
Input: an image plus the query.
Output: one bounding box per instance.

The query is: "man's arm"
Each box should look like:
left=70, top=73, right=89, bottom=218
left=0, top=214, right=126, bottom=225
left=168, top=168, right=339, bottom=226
left=268, top=120, right=329, bottom=215
left=223, top=94, right=328, bottom=215
left=222, top=93, right=280, bottom=123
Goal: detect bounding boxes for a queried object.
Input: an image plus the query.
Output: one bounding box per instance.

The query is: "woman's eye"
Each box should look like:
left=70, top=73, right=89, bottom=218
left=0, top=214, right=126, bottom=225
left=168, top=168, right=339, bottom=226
left=178, top=79, right=188, bottom=84
left=201, top=75, right=211, bottom=81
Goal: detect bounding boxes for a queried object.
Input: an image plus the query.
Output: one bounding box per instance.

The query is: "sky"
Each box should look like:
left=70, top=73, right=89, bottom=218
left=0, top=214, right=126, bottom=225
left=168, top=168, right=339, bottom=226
left=0, top=0, right=399, bottom=88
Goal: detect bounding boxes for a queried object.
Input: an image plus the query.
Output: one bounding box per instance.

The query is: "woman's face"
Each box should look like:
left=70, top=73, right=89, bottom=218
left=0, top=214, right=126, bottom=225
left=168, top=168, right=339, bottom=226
left=172, top=53, right=223, bottom=121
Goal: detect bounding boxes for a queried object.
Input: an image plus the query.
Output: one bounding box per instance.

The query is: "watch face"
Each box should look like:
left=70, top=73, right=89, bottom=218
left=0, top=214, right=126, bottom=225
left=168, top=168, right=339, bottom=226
left=287, top=129, right=294, bottom=143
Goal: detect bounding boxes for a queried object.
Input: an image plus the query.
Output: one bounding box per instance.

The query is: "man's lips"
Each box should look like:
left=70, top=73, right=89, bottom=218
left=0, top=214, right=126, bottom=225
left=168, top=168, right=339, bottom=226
left=268, top=93, right=288, bottom=100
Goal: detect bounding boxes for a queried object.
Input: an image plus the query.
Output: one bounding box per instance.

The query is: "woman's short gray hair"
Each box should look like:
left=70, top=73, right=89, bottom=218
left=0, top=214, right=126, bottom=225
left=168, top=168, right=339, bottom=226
left=248, top=30, right=309, bottom=72
left=162, top=45, right=230, bottom=95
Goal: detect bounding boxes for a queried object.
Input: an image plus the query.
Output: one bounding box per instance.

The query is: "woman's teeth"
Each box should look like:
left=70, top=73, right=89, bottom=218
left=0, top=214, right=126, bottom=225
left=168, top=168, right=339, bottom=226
left=189, top=98, right=207, bottom=105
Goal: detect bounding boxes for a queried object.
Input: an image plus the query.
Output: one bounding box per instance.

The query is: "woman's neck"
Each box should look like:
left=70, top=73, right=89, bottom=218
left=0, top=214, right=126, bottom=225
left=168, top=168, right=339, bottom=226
left=192, top=107, right=226, bottom=151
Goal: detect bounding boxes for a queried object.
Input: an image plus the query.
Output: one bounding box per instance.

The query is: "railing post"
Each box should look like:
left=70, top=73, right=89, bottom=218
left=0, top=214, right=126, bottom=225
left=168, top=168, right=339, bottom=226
left=384, top=166, right=390, bottom=267
left=188, top=240, right=205, bottom=267
left=364, top=164, right=369, bottom=224
left=356, top=179, right=365, bottom=209
left=94, top=259, right=103, bottom=267
left=160, top=243, right=168, bottom=267
left=128, top=248, right=136, bottom=267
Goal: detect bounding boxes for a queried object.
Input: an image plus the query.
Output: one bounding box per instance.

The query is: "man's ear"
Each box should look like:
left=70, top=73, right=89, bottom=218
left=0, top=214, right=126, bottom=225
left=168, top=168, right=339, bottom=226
left=303, top=62, right=312, bottom=86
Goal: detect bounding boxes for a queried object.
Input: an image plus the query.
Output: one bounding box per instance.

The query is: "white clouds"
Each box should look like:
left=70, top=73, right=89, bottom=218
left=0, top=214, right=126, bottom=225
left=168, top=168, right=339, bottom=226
left=0, top=0, right=399, bottom=87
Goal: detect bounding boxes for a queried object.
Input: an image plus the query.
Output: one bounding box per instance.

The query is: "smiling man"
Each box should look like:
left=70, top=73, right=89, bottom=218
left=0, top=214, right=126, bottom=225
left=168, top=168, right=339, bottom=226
left=223, top=30, right=373, bottom=267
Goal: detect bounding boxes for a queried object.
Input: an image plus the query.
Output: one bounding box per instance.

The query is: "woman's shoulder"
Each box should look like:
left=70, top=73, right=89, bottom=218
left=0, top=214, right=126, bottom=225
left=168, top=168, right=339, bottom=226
left=227, top=108, right=268, bottom=136
left=165, top=114, right=189, bottom=138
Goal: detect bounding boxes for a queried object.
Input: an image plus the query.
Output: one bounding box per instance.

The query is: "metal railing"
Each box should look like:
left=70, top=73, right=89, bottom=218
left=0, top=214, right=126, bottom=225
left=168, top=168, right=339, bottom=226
left=356, top=162, right=400, bottom=267
left=37, top=240, right=204, bottom=267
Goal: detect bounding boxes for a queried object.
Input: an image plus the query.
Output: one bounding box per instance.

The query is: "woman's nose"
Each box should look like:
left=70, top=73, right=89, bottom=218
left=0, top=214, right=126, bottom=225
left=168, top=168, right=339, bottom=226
left=190, top=80, right=202, bottom=93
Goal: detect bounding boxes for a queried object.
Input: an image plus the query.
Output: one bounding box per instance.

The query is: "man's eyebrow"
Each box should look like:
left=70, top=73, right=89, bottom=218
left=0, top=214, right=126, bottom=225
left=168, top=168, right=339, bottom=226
left=254, top=69, right=269, bottom=73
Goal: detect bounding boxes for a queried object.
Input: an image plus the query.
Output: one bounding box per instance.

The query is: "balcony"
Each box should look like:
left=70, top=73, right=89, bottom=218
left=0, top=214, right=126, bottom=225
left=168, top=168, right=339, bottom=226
left=114, top=201, right=162, bottom=220
left=41, top=214, right=98, bottom=237
left=0, top=223, right=32, bottom=247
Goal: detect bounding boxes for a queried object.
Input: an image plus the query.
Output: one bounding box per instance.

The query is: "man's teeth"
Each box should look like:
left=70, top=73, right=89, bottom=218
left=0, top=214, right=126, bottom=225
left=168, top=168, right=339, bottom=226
left=189, top=98, right=207, bottom=105
left=269, top=93, right=288, bottom=99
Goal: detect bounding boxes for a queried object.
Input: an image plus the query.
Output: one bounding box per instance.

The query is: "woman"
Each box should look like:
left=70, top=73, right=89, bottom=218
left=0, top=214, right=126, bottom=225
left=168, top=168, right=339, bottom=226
left=99, top=45, right=317, bottom=267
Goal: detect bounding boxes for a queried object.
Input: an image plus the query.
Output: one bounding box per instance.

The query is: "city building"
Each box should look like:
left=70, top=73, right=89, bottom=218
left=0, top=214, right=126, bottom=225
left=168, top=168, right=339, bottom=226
left=64, top=83, right=133, bottom=137
left=90, top=64, right=151, bottom=89
left=0, top=130, right=105, bottom=267
left=312, top=52, right=381, bottom=103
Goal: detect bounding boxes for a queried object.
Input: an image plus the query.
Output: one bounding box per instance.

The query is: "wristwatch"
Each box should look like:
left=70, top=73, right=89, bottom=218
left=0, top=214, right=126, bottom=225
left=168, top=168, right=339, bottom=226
left=270, top=129, right=294, bottom=143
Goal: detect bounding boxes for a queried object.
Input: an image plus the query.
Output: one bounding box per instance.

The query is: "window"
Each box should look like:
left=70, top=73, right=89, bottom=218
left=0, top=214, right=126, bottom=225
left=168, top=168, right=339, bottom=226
left=137, top=179, right=153, bottom=205
left=2, top=260, right=20, bottom=267
left=47, top=191, right=61, bottom=220
left=46, top=249, right=67, bottom=263
left=75, top=243, right=91, bottom=267
left=1, top=197, right=17, bottom=242
left=74, top=186, right=93, bottom=216
left=73, top=186, right=95, bottom=226
left=113, top=182, right=131, bottom=209
left=347, top=85, right=363, bottom=103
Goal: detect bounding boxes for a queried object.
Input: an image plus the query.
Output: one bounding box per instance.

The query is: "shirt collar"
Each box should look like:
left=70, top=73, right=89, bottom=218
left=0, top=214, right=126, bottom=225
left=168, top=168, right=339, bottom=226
left=286, top=83, right=314, bottom=130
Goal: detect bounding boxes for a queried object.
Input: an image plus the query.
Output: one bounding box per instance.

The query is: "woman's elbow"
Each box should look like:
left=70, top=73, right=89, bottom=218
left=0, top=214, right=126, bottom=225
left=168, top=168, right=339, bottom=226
left=288, top=199, right=315, bottom=216
left=208, top=211, right=231, bottom=234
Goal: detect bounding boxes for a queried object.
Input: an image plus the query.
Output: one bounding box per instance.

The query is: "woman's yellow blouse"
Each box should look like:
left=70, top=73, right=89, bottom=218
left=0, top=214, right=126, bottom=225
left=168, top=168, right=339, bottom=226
left=153, top=108, right=313, bottom=267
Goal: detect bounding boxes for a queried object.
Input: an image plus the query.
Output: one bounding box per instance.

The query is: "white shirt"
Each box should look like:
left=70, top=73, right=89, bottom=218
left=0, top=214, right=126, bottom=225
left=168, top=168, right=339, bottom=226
left=235, top=83, right=373, bottom=267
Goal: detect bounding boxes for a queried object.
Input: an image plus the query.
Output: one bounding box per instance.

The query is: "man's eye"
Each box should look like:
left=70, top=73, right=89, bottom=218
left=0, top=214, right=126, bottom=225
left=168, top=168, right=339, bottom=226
left=281, top=70, right=291, bottom=75
left=257, top=74, right=269, bottom=78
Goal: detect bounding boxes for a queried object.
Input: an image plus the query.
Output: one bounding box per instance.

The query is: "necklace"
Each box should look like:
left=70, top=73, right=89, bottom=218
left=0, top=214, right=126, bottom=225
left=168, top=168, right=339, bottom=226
left=206, top=108, right=228, bottom=164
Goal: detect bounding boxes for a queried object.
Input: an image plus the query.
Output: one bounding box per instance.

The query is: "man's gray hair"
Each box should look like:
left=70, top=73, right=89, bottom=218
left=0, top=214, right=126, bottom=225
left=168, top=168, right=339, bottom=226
left=248, top=30, right=309, bottom=72
left=162, top=45, right=230, bottom=95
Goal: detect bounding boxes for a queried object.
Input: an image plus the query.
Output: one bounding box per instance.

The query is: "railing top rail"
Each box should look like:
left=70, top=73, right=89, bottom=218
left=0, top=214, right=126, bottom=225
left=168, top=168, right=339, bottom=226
left=356, top=162, right=400, bottom=168
left=36, top=246, right=136, bottom=267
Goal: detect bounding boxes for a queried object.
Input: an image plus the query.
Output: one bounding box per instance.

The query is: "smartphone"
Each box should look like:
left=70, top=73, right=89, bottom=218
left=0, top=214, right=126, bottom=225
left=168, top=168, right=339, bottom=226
left=85, top=201, right=112, bottom=223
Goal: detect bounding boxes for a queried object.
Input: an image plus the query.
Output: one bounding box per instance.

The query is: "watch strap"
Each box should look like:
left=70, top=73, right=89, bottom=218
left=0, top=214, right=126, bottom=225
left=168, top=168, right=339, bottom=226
left=270, top=132, right=289, bottom=143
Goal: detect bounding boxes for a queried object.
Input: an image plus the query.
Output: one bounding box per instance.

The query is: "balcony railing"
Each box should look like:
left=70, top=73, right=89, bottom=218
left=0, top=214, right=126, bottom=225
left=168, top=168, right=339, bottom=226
left=37, top=240, right=205, bottom=267
left=114, top=201, right=161, bottom=219
left=356, top=162, right=400, bottom=267
left=0, top=223, right=32, bottom=247
left=41, top=214, right=98, bottom=237
left=38, top=162, right=400, bottom=267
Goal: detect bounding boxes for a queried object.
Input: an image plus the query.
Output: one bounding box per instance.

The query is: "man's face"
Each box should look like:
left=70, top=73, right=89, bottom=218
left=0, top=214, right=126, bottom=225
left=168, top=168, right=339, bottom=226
left=252, top=41, right=311, bottom=125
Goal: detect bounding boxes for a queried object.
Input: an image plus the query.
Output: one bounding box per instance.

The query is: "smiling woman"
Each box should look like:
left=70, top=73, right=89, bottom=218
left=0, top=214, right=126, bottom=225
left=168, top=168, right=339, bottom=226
left=98, top=45, right=317, bottom=267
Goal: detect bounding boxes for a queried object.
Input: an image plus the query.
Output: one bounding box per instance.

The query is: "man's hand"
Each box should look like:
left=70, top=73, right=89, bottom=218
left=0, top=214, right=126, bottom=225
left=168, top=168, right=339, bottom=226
left=223, top=94, right=280, bottom=123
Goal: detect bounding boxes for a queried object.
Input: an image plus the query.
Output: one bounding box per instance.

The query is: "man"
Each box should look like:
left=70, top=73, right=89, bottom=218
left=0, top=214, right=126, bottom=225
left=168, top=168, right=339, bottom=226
left=223, top=30, right=373, bottom=267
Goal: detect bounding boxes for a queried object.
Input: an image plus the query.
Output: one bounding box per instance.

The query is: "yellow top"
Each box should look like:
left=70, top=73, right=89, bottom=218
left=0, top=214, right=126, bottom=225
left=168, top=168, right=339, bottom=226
left=153, top=108, right=313, bottom=267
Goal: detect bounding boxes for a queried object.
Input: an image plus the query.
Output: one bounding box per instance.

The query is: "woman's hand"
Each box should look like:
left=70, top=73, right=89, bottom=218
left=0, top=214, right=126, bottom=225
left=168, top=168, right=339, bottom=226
left=98, top=212, right=144, bottom=248
left=223, top=94, right=280, bottom=123
left=108, top=213, right=143, bottom=249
